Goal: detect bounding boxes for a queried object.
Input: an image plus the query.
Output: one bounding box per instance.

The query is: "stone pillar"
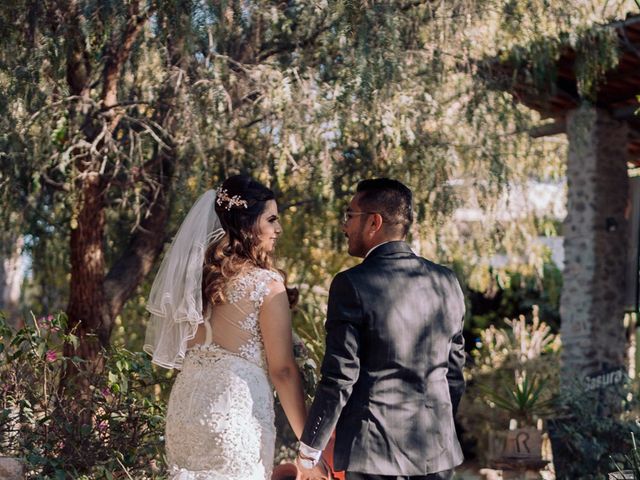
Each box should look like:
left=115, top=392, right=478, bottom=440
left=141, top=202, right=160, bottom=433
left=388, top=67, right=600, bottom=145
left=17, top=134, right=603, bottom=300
left=560, top=105, right=629, bottom=379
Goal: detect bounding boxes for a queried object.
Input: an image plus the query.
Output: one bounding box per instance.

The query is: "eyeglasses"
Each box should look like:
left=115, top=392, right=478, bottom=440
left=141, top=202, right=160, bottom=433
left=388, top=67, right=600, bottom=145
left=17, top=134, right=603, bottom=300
left=342, top=210, right=379, bottom=224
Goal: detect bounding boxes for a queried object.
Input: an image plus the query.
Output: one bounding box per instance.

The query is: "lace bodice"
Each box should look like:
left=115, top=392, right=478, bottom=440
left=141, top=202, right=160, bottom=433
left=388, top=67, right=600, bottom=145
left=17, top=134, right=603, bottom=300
left=191, top=268, right=283, bottom=369
left=167, top=267, right=282, bottom=479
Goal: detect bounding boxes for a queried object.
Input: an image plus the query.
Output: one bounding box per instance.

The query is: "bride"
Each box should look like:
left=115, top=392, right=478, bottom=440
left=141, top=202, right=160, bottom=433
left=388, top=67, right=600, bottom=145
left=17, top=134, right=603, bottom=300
left=144, top=175, right=307, bottom=479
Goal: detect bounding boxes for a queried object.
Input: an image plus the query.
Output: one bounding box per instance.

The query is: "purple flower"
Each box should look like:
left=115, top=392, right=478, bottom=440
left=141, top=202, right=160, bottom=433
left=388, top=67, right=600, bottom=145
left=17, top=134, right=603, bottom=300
left=37, top=315, right=60, bottom=333
left=45, top=350, right=58, bottom=362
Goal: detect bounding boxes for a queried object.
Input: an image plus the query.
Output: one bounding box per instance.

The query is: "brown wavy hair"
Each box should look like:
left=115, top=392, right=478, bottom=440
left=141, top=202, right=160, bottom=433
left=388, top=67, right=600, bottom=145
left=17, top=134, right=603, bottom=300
left=202, top=175, right=297, bottom=309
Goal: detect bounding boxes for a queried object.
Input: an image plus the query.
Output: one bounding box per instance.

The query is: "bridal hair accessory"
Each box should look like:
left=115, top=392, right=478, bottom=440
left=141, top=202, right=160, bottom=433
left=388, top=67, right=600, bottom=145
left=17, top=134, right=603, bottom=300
left=144, top=189, right=225, bottom=369
left=216, top=187, right=248, bottom=210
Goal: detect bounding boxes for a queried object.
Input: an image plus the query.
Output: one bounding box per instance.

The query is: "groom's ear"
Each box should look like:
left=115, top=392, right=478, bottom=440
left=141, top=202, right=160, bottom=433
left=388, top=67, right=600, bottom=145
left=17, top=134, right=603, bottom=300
left=369, top=213, right=384, bottom=234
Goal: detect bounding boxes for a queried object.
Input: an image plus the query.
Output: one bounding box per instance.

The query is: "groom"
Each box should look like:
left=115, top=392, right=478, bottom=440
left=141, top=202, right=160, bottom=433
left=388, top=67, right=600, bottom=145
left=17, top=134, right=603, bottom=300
left=296, top=178, right=466, bottom=480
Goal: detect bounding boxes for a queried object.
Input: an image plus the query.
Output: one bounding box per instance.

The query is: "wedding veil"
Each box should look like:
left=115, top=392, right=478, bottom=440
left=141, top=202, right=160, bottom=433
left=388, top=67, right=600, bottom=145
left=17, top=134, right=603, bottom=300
left=144, top=190, right=225, bottom=369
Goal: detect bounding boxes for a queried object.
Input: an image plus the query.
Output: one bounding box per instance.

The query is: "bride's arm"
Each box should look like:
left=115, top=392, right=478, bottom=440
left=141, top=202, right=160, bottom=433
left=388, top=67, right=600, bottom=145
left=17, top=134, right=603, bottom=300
left=260, top=280, right=307, bottom=439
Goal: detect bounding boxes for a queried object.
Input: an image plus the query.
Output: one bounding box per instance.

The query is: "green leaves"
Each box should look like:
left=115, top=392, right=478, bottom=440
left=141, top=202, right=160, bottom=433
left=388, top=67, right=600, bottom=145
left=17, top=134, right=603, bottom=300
left=0, top=314, right=169, bottom=477
left=479, top=372, right=553, bottom=425
left=611, top=432, right=640, bottom=477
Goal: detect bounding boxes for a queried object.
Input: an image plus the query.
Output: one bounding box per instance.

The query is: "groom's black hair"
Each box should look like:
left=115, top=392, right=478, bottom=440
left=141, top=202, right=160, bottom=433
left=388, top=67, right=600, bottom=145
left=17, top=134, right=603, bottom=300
left=356, top=178, right=413, bottom=237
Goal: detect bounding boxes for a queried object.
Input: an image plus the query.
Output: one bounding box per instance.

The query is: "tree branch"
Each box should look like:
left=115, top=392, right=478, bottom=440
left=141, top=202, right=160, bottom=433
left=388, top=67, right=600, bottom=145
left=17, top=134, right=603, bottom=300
left=101, top=1, right=153, bottom=111
left=41, top=171, right=70, bottom=192
left=100, top=100, right=160, bottom=111
left=399, top=0, right=435, bottom=12
left=104, top=148, right=175, bottom=318
left=64, top=0, right=92, bottom=97
left=103, top=2, right=191, bottom=320
left=257, top=15, right=335, bottom=62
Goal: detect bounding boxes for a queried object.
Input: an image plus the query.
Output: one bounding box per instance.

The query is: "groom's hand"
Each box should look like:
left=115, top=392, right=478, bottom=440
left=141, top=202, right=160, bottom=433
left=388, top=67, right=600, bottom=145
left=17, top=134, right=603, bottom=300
left=296, top=456, right=331, bottom=480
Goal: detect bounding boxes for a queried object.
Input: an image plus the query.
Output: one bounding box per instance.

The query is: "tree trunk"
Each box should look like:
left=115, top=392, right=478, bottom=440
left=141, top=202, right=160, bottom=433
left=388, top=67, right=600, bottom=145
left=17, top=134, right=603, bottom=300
left=54, top=5, right=180, bottom=469
left=64, top=172, right=110, bottom=369
left=0, top=235, right=25, bottom=328
left=59, top=0, right=186, bottom=374
left=60, top=0, right=151, bottom=367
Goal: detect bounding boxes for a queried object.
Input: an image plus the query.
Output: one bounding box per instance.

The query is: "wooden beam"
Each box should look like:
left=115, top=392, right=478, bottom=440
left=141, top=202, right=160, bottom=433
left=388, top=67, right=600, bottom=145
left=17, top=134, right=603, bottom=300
left=529, top=119, right=566, bottom=138
left=613, top=104, right=640, bottom=119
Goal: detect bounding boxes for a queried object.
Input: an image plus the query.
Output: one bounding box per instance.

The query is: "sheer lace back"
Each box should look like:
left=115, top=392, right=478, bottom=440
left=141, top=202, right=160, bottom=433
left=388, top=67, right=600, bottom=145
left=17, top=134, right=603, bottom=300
left=190, top=268, right=283, bottom=368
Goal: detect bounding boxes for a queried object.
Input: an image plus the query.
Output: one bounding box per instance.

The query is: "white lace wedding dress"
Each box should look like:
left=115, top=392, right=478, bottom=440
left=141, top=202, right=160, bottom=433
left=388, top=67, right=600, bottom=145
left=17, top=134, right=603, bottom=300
left=165, top=268, right=283, bottom=480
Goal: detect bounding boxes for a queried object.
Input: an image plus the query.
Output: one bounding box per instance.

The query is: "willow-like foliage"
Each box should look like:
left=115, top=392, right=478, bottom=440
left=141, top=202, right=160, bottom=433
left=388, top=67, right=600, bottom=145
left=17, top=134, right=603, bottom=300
left=0, top=0, right=632, bottom=334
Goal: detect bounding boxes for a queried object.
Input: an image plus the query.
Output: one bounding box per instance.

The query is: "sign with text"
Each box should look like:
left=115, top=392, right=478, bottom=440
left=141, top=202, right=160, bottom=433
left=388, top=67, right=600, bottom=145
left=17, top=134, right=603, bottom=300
left=502, top=428, right=543, bottom=459
left=488, top=427, right=542, bottom=464
left=584, top=367, right=628, bottom=391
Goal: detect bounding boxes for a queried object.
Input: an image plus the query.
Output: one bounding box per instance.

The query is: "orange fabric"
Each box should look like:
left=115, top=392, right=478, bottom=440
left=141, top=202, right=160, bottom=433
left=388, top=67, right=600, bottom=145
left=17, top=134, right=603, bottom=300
left=324, top=432, right=345, bottom=480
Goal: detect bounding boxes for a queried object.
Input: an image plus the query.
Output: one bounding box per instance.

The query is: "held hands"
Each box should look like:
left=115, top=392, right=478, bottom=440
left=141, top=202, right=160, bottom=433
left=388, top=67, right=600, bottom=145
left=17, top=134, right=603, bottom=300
left=295, top=455, right=331, bottom=480
left=296, top=434, right=336, bottom=480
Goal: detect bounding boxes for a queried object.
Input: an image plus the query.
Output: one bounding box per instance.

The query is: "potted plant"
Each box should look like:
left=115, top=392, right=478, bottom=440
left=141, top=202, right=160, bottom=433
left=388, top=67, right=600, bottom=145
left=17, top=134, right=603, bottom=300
left=457, top=308, right=560, bottom=474
left=480, top=371, right=552, bottom=470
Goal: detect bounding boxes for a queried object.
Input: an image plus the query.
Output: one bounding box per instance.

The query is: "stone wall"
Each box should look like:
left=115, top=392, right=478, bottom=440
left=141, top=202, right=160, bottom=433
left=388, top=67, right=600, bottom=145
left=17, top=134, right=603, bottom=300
left=560, top=105, right=630, bottom=379
left=0, top=457, right=23, bottom=479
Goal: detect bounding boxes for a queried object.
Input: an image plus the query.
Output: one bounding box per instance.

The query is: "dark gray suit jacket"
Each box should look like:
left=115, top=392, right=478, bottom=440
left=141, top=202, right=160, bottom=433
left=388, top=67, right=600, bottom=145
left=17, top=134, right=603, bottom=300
left=300, top=241, right=465, bottom=475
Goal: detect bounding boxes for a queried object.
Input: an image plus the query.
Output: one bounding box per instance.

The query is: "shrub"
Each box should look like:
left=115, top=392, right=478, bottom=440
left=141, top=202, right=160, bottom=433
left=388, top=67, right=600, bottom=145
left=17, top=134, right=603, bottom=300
left=0, top=296, right=325, bottom=476
left=0, top=312, right=170, bottom=478
left=548, top=380, right=640, bottom=480
left=610, top=431, right=640, bottom=479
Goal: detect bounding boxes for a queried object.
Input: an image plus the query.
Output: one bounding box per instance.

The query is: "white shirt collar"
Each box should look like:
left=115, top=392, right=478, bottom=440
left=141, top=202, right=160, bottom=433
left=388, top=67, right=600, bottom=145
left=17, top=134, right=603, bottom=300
left=365, top=241, right=393, bottom=258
